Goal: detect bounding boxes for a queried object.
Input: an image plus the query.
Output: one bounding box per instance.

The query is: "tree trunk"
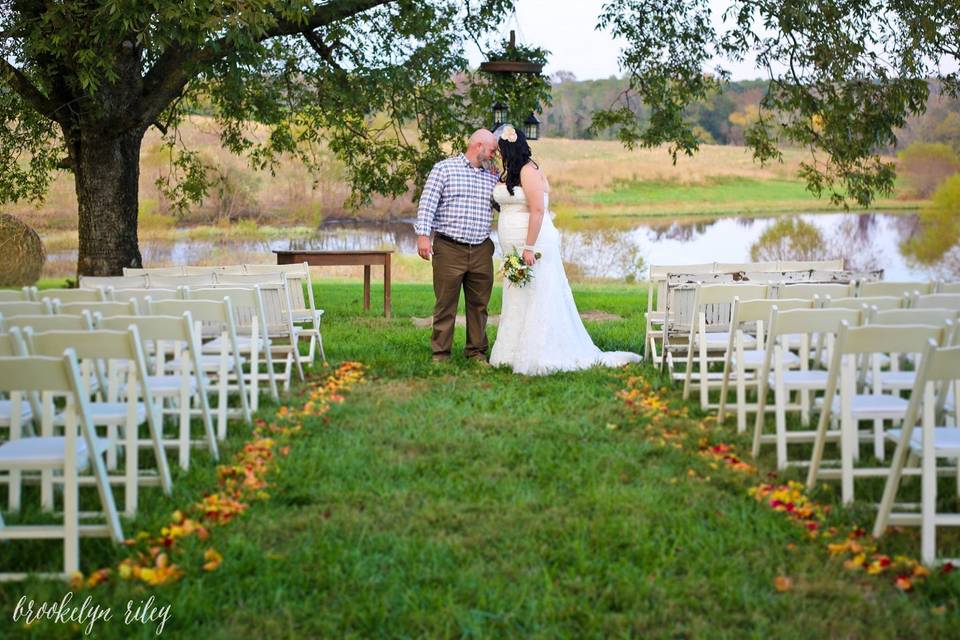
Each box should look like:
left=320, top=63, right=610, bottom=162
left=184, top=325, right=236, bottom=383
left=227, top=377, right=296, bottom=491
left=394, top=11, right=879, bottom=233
left=72, top=127, right=146, bottom=277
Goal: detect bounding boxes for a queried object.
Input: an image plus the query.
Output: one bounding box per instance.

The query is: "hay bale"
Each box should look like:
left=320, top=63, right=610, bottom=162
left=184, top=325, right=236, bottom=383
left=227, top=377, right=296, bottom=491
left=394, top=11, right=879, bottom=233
left=0, top=213, right=46, bottom=286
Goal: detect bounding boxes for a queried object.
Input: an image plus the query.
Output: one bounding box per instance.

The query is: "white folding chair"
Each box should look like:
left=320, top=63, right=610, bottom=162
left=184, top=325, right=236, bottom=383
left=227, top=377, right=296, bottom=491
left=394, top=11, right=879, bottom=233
left=212, top=272, right=304, bottom=388
left=0, top=350, right=124, bottom=580
left=752, top=307, right=864, bottom=469
left=874, top=343, right=960, bottom=564
left=916, top=294, right=960, bottom=311
left=681, top=283, right=768, bottom=407
left=807, top=322, right=949, bottom=504
left=110, top=287, right=180, bottom=307
left=101, top=313, right=221, bottom=465
left=0, top=288, right=33, bottom=302
left=146, top=273, right=216, bottom=289
left=859, top=280, right=935, bottom=299
left=185, top=287, right=277, bottom=407
left=78, top=275, right=149, bottom=290
left=864, top=309, right=959, bottom=395
left=0, top=300, right=53, bottom=318
left=182, top=265, right=244, bottom=275
left=40, top=288, right=108, bottom=304
left=123, top=266, right=184, bottom=276
left=824, top=295, right=905, bottom=311
left=718, top=298, right=812, bottom=434
left=245, top=262, right=326, bottom=363
left=25, top=328, right=173, bottom=515
left=148, top=298, right=253, bottom=432
left=778, top=282, right=853, bottom=302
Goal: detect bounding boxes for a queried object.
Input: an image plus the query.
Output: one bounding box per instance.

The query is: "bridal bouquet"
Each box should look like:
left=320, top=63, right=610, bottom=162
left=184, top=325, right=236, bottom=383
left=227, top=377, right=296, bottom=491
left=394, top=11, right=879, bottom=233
left=500, top=247, right=542, bottom=287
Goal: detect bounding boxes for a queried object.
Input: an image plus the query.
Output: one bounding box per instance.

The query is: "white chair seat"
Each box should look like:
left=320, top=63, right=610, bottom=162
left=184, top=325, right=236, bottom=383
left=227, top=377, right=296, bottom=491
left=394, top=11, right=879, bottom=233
left=54, top=402, right=147, bottom=426
left=768, top=370, right=829, bottom=388
left=696, top=331, right=757, bottom=348
left=203, top=335, right=265, bottom=352
left=0, top=400, right=33, bottom=425
left=887, top=427, right=960, bottom=456
left=817, top=394, right=910, bottom=419
left=733, top=350, right=799, bottom=369
left=865, top=370, right=917, bottom=389
left=0, top=435, right=110, bottom=469
left=144, top=375, right=198, bottom=395
left=168, top=353, right=246, bottom=370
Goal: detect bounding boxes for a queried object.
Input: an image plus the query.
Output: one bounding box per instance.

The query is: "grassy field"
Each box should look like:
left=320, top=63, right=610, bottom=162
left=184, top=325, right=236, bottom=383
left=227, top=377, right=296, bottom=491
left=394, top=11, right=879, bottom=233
left=1, top=281, right=958, bottom=638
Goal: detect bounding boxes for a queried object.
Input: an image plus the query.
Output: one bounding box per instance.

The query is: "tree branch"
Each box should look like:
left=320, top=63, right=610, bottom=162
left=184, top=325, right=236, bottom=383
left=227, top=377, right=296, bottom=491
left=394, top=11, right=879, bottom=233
left=0, top=57, right=64, bottom=120
left=137, top=0, right=394, bottom=128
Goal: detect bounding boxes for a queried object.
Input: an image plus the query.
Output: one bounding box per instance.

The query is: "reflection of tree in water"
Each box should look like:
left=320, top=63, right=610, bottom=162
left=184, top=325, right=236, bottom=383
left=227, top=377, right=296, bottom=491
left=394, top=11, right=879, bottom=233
left=826, top=219, right=881, bottom=271
left=901, top=205, right=960, bottom=279
left=560, top=229, right=645, bottom=279
left=749, top=218, right=828, bottom=262
left=646, top=219, right=719, bottom=242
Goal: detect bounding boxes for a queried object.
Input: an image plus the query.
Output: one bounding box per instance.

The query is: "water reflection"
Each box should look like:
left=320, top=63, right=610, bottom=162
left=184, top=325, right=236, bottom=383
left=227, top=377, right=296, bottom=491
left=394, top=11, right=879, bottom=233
left=43, top=212, right=960, bottom=281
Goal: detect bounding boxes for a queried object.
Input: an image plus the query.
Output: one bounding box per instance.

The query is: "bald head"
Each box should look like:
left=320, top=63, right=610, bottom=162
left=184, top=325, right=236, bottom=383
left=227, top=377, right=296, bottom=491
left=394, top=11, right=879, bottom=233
left=465, top=128, right=499, bottom=167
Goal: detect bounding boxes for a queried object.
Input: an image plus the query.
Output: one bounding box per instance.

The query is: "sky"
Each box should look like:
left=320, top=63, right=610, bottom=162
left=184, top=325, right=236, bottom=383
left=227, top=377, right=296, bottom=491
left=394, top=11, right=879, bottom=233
left=465, top=0, right=767, bottom=82
left=465, top=0, right=958, bottom=82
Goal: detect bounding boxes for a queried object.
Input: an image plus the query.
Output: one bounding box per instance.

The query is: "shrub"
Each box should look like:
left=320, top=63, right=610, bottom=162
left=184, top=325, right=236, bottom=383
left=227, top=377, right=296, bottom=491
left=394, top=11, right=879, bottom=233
left=0, top=213, right=45, bottom=285
left=897, top=142, right=960, bottom=198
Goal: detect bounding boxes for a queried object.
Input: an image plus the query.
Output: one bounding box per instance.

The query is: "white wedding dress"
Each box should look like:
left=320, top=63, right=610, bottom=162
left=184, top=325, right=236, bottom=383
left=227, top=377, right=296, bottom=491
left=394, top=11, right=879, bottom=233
left=489, top=182, right=641, bottom=375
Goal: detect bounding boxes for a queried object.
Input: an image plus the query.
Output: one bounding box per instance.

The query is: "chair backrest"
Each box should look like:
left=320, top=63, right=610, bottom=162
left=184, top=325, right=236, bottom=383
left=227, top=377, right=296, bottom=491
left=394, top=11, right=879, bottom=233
left=146, top=273, right=216, bottom=288
left=871, top=308, right=959, bottom=327
left=915, top=294, right=960, bottom=311
left=923, top=344, right=960, bottom=383
left=777, top=259, right=845, bottom=271
left=696, top=283, right=769, bottom=306
left=0, top=328, right=27, bottom=356
left=937, top=282, right=960, bottom=295
left=110, top=287, right=180, bottom=306
left=211, top=274, right=295, bottom=336
left=769, top=307, right=864, bottom=337
left=185, top=287, right=266, bottom=337
left=823, top=295, right=903, bottom=311
left=732, top=298, right=813, bottom=325
left=0, top=300, right=53, bottom=317
left=0, top=352, right=78, bottom=393
left=1, top=313, right=93, bottom=333
left=244, top=262, right=315, bottom=317
left=779, top=282, right=853, bottom=301
left=55, top=300, right=139, bottom=318
left=0, top=287, right=32, bottom=302
left=26, top=328, right=140, bottom=362
left=836, top=322, right=947, bottom=356
left=182, top=265, right=245, bottom=275
left=99, top=314, right=192, bottom=343
left=40, top=288, right=107, bottom=304
left=123, top=266, right=184, bottom=276
left=78, top=274, right=149, bottom=290
left=148, top=298, right=232, bottom=325
left=859, top=280, right=934, bottom=298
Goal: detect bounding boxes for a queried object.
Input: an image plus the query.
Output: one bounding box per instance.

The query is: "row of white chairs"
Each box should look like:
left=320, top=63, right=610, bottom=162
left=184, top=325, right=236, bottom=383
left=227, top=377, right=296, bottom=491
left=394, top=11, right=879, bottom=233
left=674, top=279, right=960, bottom=565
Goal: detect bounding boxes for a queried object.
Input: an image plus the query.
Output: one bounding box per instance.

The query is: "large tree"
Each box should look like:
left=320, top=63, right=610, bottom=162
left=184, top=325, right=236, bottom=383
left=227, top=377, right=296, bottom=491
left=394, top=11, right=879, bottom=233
left=594, top=0, right=960, bottom=207
left=0, top=1, right=548, bottom=275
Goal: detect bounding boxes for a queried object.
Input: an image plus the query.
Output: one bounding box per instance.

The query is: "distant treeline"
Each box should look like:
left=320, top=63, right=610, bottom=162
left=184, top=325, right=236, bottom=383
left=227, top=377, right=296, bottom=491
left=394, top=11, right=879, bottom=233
left=541, top=72, right=960, bottom=152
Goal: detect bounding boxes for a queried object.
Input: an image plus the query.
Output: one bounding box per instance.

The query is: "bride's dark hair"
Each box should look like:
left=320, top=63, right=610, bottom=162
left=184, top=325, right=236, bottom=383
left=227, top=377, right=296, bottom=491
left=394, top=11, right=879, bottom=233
left=498, top=127, right=538, bottom=196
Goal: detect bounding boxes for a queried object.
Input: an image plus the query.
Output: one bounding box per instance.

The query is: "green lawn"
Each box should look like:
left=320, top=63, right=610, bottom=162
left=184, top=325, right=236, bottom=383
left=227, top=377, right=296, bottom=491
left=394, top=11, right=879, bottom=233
left=591, top=177, right=818, bottom=207
left=1, top=281, right=958, bottom=638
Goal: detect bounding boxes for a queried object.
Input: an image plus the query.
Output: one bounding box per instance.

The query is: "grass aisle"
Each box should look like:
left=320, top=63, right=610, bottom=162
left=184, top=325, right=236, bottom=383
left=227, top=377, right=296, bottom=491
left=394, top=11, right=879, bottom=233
left=2, top=282, right=957, bottom=638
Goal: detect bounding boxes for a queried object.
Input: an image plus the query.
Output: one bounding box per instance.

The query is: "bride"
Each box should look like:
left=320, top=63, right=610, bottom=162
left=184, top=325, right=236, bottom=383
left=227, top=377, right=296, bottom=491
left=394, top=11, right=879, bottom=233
left=489, top=124, right=641, bottom=375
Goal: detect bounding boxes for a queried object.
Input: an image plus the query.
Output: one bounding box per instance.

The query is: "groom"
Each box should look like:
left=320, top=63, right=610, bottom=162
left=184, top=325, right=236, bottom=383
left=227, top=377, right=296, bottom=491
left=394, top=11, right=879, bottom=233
left=415, top=129, right=500, bottom=362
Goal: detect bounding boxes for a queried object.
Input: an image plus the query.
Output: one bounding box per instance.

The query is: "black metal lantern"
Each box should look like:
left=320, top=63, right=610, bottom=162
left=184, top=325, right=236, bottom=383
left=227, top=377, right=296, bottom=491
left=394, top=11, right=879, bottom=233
left=523, top=112, right=541, bottom=141
left=492, top=102, right=508, bottom=129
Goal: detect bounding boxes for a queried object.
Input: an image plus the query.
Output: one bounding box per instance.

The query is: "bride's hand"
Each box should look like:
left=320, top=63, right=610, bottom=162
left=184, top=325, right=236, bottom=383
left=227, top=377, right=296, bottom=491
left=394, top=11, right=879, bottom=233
left=522, top=249, right=537, bottom=266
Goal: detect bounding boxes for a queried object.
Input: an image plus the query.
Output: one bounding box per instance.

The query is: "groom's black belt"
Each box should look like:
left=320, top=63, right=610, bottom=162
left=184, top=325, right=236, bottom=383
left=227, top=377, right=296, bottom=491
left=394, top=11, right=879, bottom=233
left=435, top=233, right=487, bottom=247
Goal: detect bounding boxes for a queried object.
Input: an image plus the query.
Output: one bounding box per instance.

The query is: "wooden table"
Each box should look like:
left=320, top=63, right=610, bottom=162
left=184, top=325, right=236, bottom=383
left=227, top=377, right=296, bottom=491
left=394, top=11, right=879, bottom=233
left=274, top=250, right=393, bottom=318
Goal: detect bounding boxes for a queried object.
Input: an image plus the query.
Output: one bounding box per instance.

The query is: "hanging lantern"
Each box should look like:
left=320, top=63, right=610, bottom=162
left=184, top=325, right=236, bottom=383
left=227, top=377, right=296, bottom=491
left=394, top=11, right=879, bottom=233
left=523, top=112, right=541, bottom=140
left=492, top=102, right=509, bottom=128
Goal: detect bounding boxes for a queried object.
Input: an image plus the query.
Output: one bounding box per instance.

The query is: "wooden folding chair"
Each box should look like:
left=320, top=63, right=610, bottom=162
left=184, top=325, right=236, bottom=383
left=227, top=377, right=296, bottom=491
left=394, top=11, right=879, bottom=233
left=0, top=350, right=124, bottom=581
left=25, top=328, right=173, bottom=515
left=245, top=262, right=326, bottom=364
left=718, top=298, right=812, bottom=433
left=874, top=343, right=960, bottom=564
left=806, top=322, right=949, bottom=504
left=101, top=313, right=220, bottom=463
left=752, top=307, right=864, bottom=469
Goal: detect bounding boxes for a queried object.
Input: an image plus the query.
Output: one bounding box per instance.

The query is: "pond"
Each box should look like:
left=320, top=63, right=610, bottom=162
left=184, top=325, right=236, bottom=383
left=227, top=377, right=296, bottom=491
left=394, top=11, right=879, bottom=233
left=44, top=211, right=959, bottom=281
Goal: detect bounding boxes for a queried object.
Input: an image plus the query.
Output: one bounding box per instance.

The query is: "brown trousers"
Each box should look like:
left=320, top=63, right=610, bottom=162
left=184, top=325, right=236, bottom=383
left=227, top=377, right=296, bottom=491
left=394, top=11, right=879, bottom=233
left=431, top=234, right=494, bottom=358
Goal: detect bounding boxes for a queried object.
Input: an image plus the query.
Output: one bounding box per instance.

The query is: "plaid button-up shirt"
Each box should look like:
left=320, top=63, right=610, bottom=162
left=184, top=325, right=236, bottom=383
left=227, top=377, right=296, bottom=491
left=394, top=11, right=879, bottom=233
left=414, top=154, right=499, bottom=245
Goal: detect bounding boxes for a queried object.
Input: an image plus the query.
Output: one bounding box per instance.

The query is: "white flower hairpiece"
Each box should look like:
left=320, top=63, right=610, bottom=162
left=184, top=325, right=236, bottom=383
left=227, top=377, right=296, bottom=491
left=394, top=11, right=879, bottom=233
left=499, top=124, right=518, bottom=143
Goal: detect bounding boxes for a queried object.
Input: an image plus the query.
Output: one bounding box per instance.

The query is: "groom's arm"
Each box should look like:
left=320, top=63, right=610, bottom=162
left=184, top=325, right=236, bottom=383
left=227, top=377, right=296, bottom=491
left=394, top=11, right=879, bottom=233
left=415, top=163, right=445, bottom=260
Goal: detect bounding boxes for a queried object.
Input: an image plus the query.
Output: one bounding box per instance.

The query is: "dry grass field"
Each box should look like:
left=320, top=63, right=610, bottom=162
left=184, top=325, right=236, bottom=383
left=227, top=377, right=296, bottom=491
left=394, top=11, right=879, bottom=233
left=6, top=116, right=922, bottom=237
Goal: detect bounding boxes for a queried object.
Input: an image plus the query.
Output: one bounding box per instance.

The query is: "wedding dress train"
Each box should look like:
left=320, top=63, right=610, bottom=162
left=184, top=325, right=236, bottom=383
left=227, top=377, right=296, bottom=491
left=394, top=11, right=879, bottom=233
left=489, top=182, right=641, bottom=375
